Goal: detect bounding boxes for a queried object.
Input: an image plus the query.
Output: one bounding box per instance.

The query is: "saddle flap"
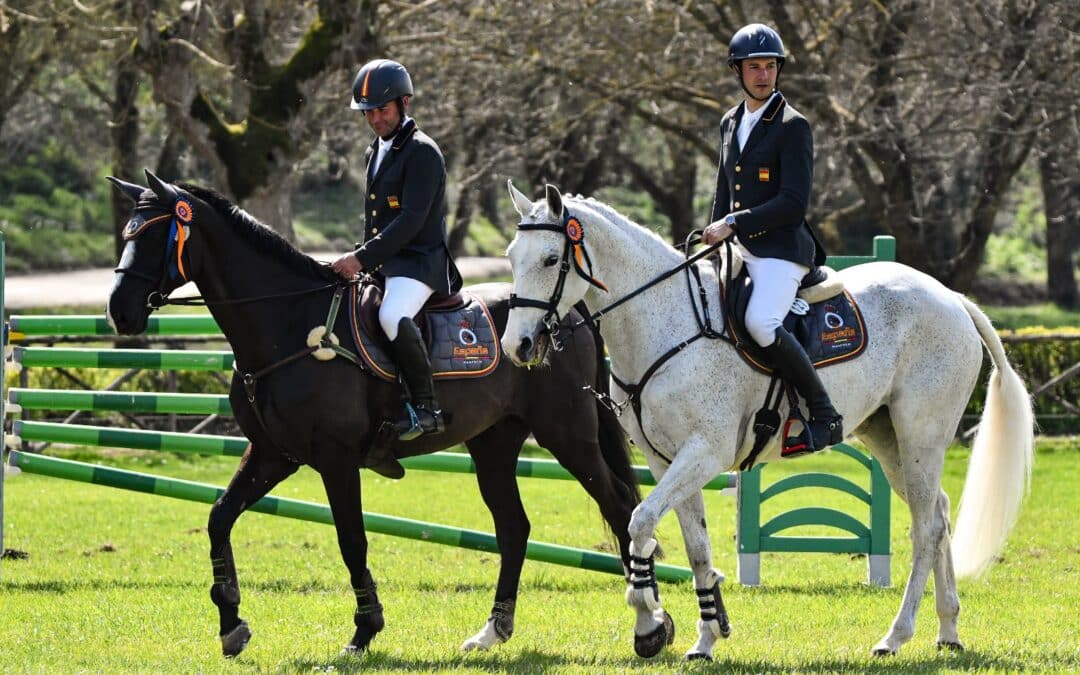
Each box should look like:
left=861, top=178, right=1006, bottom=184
left=721, top=272, right=868, bottom=374
left=349, top=282, right=501, bottom=382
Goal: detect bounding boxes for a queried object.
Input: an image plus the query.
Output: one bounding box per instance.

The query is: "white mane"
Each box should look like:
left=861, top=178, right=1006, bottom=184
left=565, top=195, right=683, bottom=263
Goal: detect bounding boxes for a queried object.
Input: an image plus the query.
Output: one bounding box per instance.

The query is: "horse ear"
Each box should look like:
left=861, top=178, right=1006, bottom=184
left=507, top=179, right=533, bottom=217
left=544, top=184, right=563, bottom=218
left=107, top=176, right=146, bottom=204
left=144, top=168, right=178, bottom=203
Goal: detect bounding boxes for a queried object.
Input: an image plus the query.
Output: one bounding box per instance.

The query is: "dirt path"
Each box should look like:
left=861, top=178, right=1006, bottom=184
left=2, top=254, right=510, bottom=310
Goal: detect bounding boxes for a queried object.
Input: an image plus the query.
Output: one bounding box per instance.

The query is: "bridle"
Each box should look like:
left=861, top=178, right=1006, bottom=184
left=113, top=196, right=194, bottom=309
left=509, top=207, right=725, bottom=352
left=508, top=207, right=732, bottom=465
left=507, top=207, right=607, bottom=351
left=114, top=194, right=340, bottom=310
left=112, top=187, right=365, bottom=461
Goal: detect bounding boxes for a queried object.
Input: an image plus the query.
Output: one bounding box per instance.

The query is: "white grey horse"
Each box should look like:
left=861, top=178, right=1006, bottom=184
left=501, top=182, right=1033, bottom=660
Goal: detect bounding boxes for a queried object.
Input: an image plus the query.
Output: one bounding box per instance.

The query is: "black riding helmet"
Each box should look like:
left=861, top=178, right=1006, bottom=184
left=350, top=59, right=413, bottom=111
left=727, top=24, right=786, bottom=101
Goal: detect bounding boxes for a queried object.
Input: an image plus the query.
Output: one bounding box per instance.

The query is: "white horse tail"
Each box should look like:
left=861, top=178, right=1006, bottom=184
left=951, top=294, right=1035, bottom=578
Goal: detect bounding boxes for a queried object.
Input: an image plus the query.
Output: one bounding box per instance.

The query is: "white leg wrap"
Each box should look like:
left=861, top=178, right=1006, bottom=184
left=461, top=619, right=504, bottom=652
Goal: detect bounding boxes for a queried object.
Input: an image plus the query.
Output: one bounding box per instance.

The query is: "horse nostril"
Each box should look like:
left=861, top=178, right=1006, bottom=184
left=516, top=337, right=533, bottom=362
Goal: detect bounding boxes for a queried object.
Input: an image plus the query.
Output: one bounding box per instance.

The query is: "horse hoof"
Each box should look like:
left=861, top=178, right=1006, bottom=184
left=937, top=640, right=965, bottom=652
left=340, top=644, right=363, bottom=657
left=686, top=651, right=713, bottom=662
left=220, top=620, right=251, bottom=658
left=871, top=647, right=896, bottom=658
left=633, top=610, right=675, bottom=658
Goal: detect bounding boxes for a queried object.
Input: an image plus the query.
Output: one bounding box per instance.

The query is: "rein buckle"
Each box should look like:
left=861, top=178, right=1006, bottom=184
left=543, top=314, right=565, bottom=351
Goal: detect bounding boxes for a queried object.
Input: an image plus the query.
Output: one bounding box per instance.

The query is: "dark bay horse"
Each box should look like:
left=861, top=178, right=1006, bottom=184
left=105, top=171, right=639, bottom=657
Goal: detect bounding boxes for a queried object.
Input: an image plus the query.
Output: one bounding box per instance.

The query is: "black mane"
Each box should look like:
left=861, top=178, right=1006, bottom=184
left=179, top=182, right=339, bottom=283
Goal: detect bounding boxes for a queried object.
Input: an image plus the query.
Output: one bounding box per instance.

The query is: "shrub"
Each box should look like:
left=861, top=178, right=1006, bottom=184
left=968, top=326, right=1080, bottom=435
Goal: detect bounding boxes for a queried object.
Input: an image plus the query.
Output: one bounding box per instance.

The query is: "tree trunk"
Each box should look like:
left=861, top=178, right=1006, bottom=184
left=617, top=136, right=697, bottom=245
left=243, top=169, right=297, bottom=242
left=1040, top=116, right=1079, bottom=308
left=110, top=55, right=140, bottom=259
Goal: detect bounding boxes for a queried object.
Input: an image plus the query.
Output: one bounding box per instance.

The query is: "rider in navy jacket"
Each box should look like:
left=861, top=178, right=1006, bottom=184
left=354, top=117, right=461, bottom=296
left=332, top=60, right=461, bottom=471
left=702, top=24, right=842, bottom=454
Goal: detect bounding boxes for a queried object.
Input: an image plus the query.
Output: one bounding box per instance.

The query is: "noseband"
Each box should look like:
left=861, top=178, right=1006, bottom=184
left=508, top=208, right=607, bottom=350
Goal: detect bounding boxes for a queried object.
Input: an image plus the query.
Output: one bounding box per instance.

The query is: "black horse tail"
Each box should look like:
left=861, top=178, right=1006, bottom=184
left=572, top=301, right=642, bottom=506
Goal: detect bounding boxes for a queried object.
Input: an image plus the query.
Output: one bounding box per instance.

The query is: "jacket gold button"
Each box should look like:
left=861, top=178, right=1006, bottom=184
left=371, top=210, right=377, bottom=217
left=735, top=184, right=741, bottom=191
left=369, top=193, right=376, bottom=200
left=734, top=201, right=741, bottom=208
left=735, top=165, right=741, bottom=172
left=372, top=228, right=378, bottom=234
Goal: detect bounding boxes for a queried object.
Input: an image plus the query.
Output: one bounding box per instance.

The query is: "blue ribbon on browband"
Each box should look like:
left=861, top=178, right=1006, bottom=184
left=165, top=215, right=181, bottom=281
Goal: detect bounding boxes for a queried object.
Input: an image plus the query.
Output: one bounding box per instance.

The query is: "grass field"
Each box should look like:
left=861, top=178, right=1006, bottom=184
left=1, top=439, right=1077, bottom=673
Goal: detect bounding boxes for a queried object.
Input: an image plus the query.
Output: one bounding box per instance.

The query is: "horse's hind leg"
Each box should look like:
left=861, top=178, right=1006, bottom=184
left=460, top=418, right=532, bottom=651
left=932, top=489, right=963, bottom=651
left=857, top=407, right=962, bottom=654
left=863, top=404, right=954, bottom=656
left=208, top=443, right=298, bottom=657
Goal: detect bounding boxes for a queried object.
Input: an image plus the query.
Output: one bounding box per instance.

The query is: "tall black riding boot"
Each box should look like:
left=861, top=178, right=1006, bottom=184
left=764, top=327, right=843, bottom=453
left=388, top=317, right=445, bottom=441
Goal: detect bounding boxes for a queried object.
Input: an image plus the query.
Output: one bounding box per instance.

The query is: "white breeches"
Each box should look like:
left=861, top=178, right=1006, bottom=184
left=739, top=246, right=809, bottom=347
left=380, top=276, right=434, bottom=341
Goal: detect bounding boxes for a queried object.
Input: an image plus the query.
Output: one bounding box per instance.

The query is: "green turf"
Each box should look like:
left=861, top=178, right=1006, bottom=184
left=1, top=440, right=1077, bottom=672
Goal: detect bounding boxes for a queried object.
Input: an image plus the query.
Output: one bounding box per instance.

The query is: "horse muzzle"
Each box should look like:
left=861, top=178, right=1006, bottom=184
left=501, top=328, right=548, bottom=368
left=106, top=275, right=153, bottom=336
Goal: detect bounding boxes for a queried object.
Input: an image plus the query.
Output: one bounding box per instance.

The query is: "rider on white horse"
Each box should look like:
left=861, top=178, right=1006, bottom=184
left=702, top=23, right=842, bottom=453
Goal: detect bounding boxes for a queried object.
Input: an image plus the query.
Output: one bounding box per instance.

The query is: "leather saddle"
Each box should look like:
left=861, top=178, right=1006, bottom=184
left=717, top=254, right=868, bottom=374
left=348, top=277, right=501, bottom=382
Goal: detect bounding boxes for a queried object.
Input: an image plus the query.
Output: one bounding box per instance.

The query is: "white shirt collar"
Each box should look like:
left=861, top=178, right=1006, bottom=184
left=373, top=116, right=413, bottom=174
left=737, top=93, right=778, bottom=150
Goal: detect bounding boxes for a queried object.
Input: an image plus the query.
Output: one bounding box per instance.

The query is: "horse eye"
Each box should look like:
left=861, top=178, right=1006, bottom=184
left=543, top=255, right=559, bottom=267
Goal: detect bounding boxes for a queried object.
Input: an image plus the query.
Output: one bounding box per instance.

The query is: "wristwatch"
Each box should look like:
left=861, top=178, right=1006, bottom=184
left=724, top=213, right=737, bottom=230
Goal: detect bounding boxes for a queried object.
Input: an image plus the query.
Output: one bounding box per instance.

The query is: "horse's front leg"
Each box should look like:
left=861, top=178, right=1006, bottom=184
left=208, top=443, right=299, bottom=657
left=319, top=459, right=384, bottom=654
left=626, top=434, right=729, bottom=659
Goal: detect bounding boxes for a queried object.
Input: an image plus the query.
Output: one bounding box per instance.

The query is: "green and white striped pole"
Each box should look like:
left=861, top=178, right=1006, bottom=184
left=12, top=420, right=736, bottom=491
left=6, top=314, right=222, bottom=340
left=7, top=450, right=693, bottom=582
left=11, top=347, right=234, bottom=371
left=8, top=388, right=232, bottom=415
